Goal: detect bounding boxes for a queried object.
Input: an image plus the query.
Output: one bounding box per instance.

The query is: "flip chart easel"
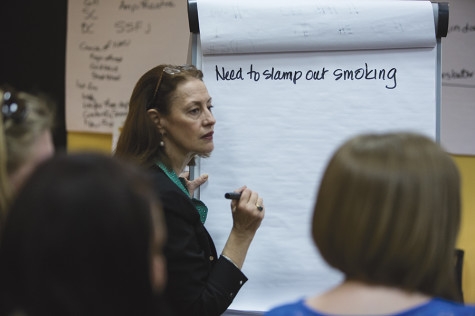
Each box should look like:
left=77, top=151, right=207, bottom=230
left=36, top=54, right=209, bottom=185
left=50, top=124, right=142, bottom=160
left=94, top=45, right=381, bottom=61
left=187, top=1, right=449, bottom=314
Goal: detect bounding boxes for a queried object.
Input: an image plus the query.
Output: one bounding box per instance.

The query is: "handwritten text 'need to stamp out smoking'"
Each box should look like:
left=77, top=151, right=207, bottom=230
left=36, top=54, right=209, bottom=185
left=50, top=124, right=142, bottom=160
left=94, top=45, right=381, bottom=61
left=215, top=63, right=397, bottom=89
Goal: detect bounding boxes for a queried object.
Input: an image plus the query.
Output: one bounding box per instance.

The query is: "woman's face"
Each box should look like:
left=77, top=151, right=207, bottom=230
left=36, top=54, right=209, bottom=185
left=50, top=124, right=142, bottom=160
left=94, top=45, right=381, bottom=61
left=160, top=78, right=215, bottom=159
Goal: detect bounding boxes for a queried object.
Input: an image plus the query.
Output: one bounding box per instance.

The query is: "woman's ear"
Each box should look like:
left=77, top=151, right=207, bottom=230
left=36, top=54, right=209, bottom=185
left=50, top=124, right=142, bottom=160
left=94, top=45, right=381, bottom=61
left=147, top=109, right=166, bottom=134
left=147, top=109, right=160, bottom=125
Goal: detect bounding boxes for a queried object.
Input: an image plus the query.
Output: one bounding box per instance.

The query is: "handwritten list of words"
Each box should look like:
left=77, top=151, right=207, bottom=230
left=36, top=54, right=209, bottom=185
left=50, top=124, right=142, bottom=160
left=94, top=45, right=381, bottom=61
left=66, top=0, right=189, bottom=133
left=440, top=0, right=475, bottom=155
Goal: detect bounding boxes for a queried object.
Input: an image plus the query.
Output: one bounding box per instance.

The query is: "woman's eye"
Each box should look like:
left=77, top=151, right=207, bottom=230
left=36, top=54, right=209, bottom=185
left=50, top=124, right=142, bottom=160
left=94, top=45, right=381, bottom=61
left=207, top=105, right=214, bottom=112
left=189, top=108, right=200, bottom=115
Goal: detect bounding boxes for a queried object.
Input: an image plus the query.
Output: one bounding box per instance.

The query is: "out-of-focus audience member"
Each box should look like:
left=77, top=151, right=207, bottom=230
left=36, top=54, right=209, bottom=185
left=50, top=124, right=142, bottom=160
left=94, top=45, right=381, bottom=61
left=265, top=132, right=475, bottom=316
left=0, top=153, right=168, bottom=316
left=0, top=84, right=54, bottom=227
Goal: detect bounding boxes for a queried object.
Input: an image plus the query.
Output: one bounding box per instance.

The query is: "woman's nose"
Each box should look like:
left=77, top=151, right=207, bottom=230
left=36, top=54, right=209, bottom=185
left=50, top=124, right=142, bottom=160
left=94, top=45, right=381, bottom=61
left=204, top=109, right=216, bottom=125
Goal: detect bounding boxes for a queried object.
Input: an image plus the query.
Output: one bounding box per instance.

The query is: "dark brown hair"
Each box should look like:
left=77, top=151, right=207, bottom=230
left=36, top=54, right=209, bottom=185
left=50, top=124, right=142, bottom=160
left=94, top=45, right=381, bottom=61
left=312, top=132, right=461, bottom=301
left=114, top=64, right=203, bottom=168
left=0, top=153, right=164, bottom=316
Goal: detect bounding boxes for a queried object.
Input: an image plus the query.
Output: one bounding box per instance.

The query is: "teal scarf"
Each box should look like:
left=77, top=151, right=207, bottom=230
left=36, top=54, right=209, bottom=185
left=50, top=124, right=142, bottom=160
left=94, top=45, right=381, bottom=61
left=157, top=161, right=208, bottom=224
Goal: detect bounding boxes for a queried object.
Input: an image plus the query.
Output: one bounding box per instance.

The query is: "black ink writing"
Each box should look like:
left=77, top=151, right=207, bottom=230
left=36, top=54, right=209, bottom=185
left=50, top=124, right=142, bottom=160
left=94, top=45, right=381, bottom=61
left=119, top=0, right=140, bottom=13
left=90, top=63, right=119, bottom=72
left=89, top=53, right=103, bottom=62
left=89, top=53, right=123, bottom=63
left=448, top=23, right=475, bottom=34
left=247, top=64, right=260, bottom=81
left=305, top=68, right=328, bottom=80
left=81, top=23, right=94, bottom=34
left=80, top=40, right=131, bottom=52
left=102, top=39, right=132, bottom=50
left=80, top=0, right=98, bottom=34
left=81, top=92, right=129, bottom=128
left=263, top=67, right=303, bottom=84
left=92, top=72, right=121, bottom=81
left=338, top=25, right=353, bottom=35
left=216, top=66, right=244, bottom=81
left=88, top=82, right=98, bottom=91
left=76, top=80, right=86, bottom=89
left=82, top=7, right=98, bottom=20
left=79, top=42, right=101, bottom=51
left=314, top=6, right=338, bottom=16
left=215, top=64, right=398, bottom=89
left=333, top=63, right=397, bottom=89
left=114, top=20, right=151, bottom=34
left=142, top=0, right=175, bottom=10
left=119, top=0, right=174, bottom=13
left=88, top=51, right=123, bottom=82
left=105, top=54, right=123, bottom=62
left=76, top=80, right=98, bottom=91
left=442, top=69, right=474, bottom=80
left=74, top=0, right=166, bottom=131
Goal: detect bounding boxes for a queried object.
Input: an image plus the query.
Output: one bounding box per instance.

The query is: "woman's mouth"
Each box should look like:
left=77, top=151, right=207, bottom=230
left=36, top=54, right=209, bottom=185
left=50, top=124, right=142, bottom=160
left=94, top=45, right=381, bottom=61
left=202, top=131, right=214, bottom=140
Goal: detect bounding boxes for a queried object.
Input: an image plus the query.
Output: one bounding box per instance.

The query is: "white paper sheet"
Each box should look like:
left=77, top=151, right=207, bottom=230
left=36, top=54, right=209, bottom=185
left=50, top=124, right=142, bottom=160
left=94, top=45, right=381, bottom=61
left=198, top=0, right=436, bottom=54
left=66, top=0, right=189, bottom=133
left=197, top=0, right=437, bottom=312
left=440, top=0, right=475, bottom=155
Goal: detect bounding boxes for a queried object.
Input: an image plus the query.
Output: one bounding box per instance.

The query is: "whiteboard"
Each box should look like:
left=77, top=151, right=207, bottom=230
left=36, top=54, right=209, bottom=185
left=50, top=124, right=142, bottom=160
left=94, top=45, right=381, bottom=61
left=196, top=0, right=438, bottom=312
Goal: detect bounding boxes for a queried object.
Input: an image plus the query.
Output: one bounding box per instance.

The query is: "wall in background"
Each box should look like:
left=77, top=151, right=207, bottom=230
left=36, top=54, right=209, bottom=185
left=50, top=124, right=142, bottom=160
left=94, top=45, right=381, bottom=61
left=453, top=155, right=475, bottom=303
left=1, top=0, right=67, bottom=150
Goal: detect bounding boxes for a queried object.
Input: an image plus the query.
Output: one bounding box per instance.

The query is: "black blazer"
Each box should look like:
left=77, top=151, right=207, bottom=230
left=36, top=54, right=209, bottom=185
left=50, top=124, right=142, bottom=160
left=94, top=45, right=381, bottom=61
left=150, top=165, right=247, bottom=316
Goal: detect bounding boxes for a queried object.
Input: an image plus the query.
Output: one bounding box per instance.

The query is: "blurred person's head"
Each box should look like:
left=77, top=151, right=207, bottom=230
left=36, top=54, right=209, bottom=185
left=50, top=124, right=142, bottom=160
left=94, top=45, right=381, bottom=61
left=312, top=132, right=461, bottom=301
left=0, top=153, right=167, bottom=316
left=0, top=85, right=54, bottom=223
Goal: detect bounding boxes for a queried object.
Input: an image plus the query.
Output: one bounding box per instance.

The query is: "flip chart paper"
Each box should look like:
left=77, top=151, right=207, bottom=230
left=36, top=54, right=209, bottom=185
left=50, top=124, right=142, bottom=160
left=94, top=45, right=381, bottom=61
left=441, top=0, right=475, bottom=155
left=197, top=0, right=437, bottom=312
left=66, top=0, right=189, bottom=133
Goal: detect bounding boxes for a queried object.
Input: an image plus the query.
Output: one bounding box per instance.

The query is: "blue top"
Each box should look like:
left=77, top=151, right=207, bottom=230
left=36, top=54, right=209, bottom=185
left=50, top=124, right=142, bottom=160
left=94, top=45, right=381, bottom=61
left=264, top=298, right=475, bottom=316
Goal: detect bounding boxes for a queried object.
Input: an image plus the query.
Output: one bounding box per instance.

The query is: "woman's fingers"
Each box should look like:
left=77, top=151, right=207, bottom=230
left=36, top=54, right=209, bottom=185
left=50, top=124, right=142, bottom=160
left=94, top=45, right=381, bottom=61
left=231, top=187, right=265, bottom=233
left=181, top=173, right=208, bottom=197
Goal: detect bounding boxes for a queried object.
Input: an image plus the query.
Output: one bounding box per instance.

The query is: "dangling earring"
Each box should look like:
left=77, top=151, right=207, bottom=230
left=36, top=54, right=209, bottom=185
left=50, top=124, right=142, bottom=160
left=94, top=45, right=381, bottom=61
left=160, top=140, right=164, bottom=147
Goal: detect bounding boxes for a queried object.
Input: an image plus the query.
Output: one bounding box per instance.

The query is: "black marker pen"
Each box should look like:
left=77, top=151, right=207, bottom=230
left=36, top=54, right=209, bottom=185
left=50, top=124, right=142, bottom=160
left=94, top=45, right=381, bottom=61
left=224, top=192, right=241, bottom=200
left=225, top=192, right=263, bottom=211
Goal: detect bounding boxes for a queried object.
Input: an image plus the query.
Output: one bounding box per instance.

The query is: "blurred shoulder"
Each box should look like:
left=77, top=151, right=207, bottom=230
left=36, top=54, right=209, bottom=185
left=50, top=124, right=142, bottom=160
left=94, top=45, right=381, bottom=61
left=264, top=299, right=322, bottom=316
left=412, top=298, right=475, bottom=316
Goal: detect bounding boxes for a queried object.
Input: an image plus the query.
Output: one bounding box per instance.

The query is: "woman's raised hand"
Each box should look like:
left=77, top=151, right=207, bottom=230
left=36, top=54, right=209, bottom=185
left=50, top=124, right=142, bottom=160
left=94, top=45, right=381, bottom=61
left=180, top=171, right=208, bottom=197
left=230, top=186, right=265, bottom=235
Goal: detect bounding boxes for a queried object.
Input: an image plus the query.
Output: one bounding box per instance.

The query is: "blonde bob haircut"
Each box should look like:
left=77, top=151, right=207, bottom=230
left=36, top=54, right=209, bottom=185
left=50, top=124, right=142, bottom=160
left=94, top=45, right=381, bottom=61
left=114, top=64, right=203, bottom=168
left=312, top=132, right=461, bottom=301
